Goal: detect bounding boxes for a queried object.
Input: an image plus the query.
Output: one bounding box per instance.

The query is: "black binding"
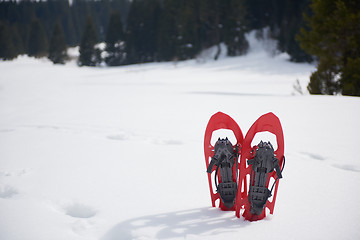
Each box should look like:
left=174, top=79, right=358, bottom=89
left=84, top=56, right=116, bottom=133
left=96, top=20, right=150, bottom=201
left=207, top=138, right=238, bottom=209
left=247, top=141, right=285, bottom=215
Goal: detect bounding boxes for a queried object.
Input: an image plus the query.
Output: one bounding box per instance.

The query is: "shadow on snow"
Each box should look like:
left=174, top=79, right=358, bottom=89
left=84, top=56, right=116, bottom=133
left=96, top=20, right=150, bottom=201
left=101, top=207, right=250, bottom=240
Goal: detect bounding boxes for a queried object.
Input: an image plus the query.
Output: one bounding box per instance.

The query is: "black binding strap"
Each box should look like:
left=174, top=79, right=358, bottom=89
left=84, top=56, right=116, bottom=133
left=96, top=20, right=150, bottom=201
left=207, top=138, right=238, bottom=209
left=247, top=141, right=284, bottom=215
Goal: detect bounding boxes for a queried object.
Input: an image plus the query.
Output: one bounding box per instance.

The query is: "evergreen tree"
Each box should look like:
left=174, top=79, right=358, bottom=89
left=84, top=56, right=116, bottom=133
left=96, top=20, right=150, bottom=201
left=126, top=0, right=160, bottom=64
left=198, top=0, right=218, bottom=46
left=341, top=58, right=360, bottom=96
left=198, top=0, right=222, bottom=59
left=10, top=23, right=24, bottom=55
left=222, top=0, right=249, bottom=57
left=272, top=0, right=313, bottom=62
left=0, top=22, right=17, bottom=60
left=157, top=0, right=179, bottom=61
left=297, top=0, right=360, bottom=96
left=48, top=21, right=68, bottom=64
left=105, top=11, right=125, bottom=66
left=78, top=16, right=101, bottom=66
left=27, top=18, right=48, bottom=58
left=175, top=0, right=201, bottom=60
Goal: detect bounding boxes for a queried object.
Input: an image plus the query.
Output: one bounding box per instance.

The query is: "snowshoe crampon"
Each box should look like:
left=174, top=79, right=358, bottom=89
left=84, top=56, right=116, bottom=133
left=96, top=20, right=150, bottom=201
left=204, top=112, right=243, bottom=210
left=235, top=112, right=285, bottom=221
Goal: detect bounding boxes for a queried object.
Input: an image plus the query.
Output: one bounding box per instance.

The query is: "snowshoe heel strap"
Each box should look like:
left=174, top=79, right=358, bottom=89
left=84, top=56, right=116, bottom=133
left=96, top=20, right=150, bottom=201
left=249, top=186, right=271, bottom=215
left=218, top=182, right=237, bottom=208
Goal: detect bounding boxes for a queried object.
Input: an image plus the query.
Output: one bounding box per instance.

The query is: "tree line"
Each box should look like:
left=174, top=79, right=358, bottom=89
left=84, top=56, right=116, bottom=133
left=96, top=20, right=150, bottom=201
left=0, top=0, right=129, bottom=62
left=1, top=0, right=359, bottom=96
left=0, top=0, right=312, bottom=64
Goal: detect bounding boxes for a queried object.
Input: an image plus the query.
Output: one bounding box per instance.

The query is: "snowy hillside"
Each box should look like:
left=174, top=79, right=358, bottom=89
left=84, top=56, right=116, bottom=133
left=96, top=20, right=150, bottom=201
left=1, top=33, right=360, bottom=240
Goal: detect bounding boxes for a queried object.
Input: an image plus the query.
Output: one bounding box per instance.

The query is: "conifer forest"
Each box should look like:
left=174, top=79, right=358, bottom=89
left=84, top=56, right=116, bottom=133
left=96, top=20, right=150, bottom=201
left=0, top=0, right=359, bottom=96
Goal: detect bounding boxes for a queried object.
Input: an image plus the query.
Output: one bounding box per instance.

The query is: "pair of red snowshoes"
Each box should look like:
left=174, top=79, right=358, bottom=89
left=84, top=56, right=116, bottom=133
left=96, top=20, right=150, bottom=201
left=204, top=112, right=285, bottom=221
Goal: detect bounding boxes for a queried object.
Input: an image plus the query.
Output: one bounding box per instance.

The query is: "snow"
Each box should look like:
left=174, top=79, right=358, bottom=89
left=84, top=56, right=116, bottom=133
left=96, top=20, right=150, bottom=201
left=1, top=34, right=360, bottom=240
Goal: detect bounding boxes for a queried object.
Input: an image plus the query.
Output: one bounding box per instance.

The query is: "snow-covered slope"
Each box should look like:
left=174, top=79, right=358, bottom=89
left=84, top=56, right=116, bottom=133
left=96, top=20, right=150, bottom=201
left=1, top=34, right=360, bottom=240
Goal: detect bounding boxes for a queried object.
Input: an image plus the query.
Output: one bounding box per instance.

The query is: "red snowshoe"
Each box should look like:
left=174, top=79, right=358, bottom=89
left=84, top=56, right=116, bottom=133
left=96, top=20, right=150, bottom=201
left=235, top=112, right=285, bottom=221
left=204, top=112, right=243, bottom=210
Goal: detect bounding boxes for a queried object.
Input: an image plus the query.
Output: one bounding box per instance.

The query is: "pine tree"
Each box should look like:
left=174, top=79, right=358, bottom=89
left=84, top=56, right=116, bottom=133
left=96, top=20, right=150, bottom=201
left=175, top=0, right=201, bottom=60
left=10, top=24, right=24, bottom=55
left=157, top=0, right=179, bottom=61
left=297, top=0, right=360, bottom=96
left=126, top=0, right=160, bottom=63
left=27, top=18, right=48, bottom=58
left=78, top=16, right=101, bottom=66
left=198, top=0, right=222, bottom=59
left=221, top=0, right=249, bottom=57
left=274, top=0, right=313, bottom=62
left=105, top=11, right=125, bottom=66
left=0, top=22, right=17, bottom=60
left=48, top=21, right=68, bottom=64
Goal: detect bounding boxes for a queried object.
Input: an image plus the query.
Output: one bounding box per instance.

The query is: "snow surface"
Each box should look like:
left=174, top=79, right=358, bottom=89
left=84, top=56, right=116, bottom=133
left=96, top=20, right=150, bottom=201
left=1, top=32, right=360, bottom=240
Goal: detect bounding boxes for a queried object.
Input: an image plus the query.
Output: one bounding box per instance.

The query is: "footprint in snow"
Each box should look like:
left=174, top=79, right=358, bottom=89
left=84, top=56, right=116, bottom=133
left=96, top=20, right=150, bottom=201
left=300, top=152, right=326, bottom=161
left=64, top=203, right=97, bottom=218
left=153, top=139, right=183, bottom=145
left=0, top=129, right=15, bottom=133
left=0, top=185, right=18, bottom=199
left=332, top=164, right=360, bottom=173
left=0, top=169, right=28, bottom=177
left=107, top=133, right=129, bottom=141
left=298, top=152, right=360, bottom=173
left=163, top=139, right=183, bottom=145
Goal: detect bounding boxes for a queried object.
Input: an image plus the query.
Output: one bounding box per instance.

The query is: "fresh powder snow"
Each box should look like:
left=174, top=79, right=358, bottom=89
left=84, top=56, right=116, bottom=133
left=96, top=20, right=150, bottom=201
left=1, top=32, right=360, bottom=240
